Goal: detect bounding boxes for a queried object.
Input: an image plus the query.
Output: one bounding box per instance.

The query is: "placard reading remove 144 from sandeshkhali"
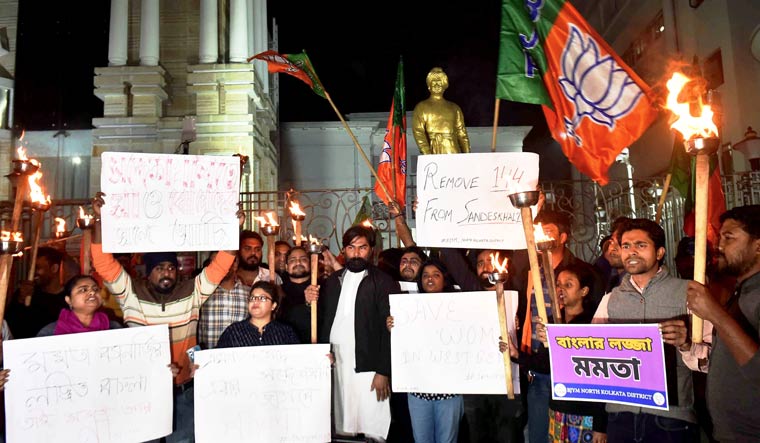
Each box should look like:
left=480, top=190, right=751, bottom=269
left=3, top=325, right=173, bottom=443
left=416, top=152, right=539, bottom=250
left=390, top=291, right=520, bottom=395
left=546, top=324, right=669, bottom=410
left=100, top=152, right=240, bottom=253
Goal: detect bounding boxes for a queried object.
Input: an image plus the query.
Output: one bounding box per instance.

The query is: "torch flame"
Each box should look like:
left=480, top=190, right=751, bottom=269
left=256, top=212, right=279, bottom=227
left=665, top=72, right=719, bottom=141
left=490, top=252, right=508, bottom=273
left=309, top=235, right=320, bottom=245
left=54, top=217, right=66, bottom=234
left=265, top=212, right=279, bottom=227
left=288, top=201, right=306, bottom=217
left=28, top=171, right=51, bottom=206
left=292, top=234, right=308, bottom=242
left=0, top=231, right=23, bottom=242
left=361, top=219, right=374, bottom=229
left=534, top=223, right=554, bottom=242
left=78, top=206, right=94, bottom=221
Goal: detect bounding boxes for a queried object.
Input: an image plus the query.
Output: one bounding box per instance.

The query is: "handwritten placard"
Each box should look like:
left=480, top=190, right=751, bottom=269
left=194, top=344, right=331, bottom=443
left=546, top=324, right=669, bottom=410
left=415, top=152, right=539, bottom=250
left=3, top=325, right=173, bottom=443
left=100, top=152, right=240, bottom=253
left=390, top=291, right=520, bottom=394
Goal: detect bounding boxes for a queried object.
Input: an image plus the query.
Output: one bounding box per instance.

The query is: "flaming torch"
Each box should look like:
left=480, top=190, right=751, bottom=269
left=507, top=190, right=549, bottom=326
left=77, top=206, right=95, bottom=274
left=25, top=171, right=52, bottom=306
left=289, top=201, right=306, bottom=247
left=53, top=217, right=70, bottom=240
left=0, top=133, right=39, bottom=325
left=665, top=72, right=719, bottom=344
left=535, top=223, right=562, bottom=324
left=307, top=235, right=324, bottom=344
left=256, top=212, right=280, bottom=283
left=486, top=252, right=515, bottom=399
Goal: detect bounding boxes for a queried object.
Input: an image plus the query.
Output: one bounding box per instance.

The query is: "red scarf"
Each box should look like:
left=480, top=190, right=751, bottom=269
left=53, top=308, right=110, bottom=336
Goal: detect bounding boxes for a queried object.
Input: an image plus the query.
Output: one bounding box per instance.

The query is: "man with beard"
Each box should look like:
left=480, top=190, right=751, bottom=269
left=280, top=246, right=317, bottom=343
left=320, top=225, right=400, bottom=441
left=6, top=247, right=68, bottom=338
left=198, top=230, right=281, bottom=349
left=90, top=192, right=241, bottom=443
left=593, top=218, right=708, bottom=442
left=687, top=205, right=760, bottom=441
left=398, top=246, right=427, bottom=292
left=274, top=240, right=291, bottom=279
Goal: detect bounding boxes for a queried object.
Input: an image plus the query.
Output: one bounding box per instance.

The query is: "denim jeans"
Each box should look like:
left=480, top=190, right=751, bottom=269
left=407, top=394, right=464, bottom=443
left=526, top=372, right=551, bottom=443
left=606, top=412, right=698, bottom=443
left=166, top=386, right=195, bottom=443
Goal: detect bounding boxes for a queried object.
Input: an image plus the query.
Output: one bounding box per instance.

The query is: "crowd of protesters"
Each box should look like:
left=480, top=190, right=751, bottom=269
left=0, top=191, right=759, bottom=443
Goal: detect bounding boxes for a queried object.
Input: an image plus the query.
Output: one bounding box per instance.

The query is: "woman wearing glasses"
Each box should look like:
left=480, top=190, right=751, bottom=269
left=216, top=281, right=299, bottom=347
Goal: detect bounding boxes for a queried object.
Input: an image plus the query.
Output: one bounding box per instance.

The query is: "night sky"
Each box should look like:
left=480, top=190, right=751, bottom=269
left=12, top=1, right=566, bottom=179
left=270, top=0, right=544, bottom=127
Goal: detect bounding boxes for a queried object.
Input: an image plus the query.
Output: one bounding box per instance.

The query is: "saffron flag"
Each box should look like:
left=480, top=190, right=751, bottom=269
left=374, top=59, right=407, bottom=206
left=496, top=0, right=658, bottom=185
left=669, top=133, right=726, bottom=248
left=248, top=50, right=326, bottom=98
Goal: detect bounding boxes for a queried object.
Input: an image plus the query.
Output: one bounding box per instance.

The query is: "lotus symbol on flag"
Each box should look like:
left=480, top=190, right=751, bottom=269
left=379, top=140, right=391, bottom=164
left=559, top=24, right=645, bottom=146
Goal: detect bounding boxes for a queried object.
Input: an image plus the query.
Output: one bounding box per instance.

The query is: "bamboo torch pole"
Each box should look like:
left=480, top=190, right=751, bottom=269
left=691, top=153, right=710, bottom=343
left=509, top=191, right=549, bottom=329
left=491, top=98, right=501, bottom=152
left=655, top=173, right=672, bottom=224
left=24, top=209, right=45, bottom=306
left=308, top=240, right=321, bottom=344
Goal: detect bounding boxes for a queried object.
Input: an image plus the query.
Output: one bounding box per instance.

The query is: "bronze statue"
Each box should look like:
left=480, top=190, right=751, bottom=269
left=412, top=67, right=471, bottom=154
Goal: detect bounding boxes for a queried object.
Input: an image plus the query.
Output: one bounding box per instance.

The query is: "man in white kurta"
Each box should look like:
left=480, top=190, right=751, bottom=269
left=318, top=226, right=399, bottom=441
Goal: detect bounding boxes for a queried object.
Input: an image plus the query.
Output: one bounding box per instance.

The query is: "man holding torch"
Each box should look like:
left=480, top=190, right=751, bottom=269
left=90, top=192, right=243, bottom=443
left=686, top=205, right=760, bottom=442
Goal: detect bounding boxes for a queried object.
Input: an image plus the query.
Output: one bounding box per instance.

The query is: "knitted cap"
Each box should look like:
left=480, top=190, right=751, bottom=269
left=143, top=252, right=178, bottom=275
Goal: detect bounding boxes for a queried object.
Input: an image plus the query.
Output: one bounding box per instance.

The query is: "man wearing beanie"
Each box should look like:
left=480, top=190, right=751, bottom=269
left=89, top=192, right=242, bottom=443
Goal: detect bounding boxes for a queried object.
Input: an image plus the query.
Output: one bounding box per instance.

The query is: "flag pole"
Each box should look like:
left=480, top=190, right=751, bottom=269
left=323, top=91, right=394, bottom=203
left=655, top=173, right=672, bottom=224
left=300, top=54, right=394, bottom=203
left=491, top=98, right=501, bottom=152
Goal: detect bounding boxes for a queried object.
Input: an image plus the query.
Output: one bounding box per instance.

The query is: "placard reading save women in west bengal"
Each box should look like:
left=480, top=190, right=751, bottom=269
left=100, top=152, right=240, bottom=253
left=546, top=324, right=669, bottom=410
left=415, top=153, right=539, bottom=250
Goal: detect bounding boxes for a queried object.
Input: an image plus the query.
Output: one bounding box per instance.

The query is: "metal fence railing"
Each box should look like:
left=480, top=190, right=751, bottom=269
left=3, top=172, right=758, bottom=284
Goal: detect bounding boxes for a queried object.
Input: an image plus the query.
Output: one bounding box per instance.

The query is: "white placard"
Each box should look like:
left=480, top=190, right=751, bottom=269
left=415, top=152, right=539, bottom=249
left=399, top=280, right=419, bottom=293
left=3, top=325, right=173, bottom=443
left=100, top=152, right=240, bottom=253
left=390, top=291, right=520, bottom=394
left=194, top=344, right=331, bottom=443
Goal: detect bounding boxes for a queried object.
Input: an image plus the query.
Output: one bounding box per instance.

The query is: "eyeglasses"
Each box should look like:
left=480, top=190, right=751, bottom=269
left=248, top=295, right=272, bottom=303
left=287, top=257, right=310, bottom=264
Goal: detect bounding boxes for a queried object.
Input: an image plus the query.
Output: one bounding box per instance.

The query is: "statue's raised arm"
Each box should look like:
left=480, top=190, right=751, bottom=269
left=411, top=67, right=471, bottom=155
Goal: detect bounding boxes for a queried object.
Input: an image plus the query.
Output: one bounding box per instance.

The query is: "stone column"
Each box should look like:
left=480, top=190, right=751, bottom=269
left=255, top=0, right=268, bottom=93
left=139, top=0, right=160, bottom=66
left=229, top=0, right=248, bottom=63
left=108, top=0, right=129, bottom=66
left=199, top=0, right=219, bottom=63
left=247, top=0, right=255, bottom=58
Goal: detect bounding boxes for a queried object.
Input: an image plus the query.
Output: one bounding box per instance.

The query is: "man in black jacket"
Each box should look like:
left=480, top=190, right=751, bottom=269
left=319, top=225, right=400, bottom=441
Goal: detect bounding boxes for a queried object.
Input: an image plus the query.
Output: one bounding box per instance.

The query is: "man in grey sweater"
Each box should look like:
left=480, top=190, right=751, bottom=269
left=593, top=218, right=708, bottom=442
left=687, top=205, right=760, bottom=442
